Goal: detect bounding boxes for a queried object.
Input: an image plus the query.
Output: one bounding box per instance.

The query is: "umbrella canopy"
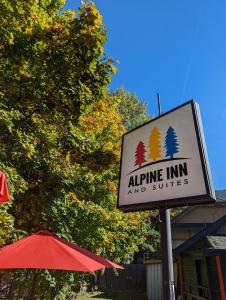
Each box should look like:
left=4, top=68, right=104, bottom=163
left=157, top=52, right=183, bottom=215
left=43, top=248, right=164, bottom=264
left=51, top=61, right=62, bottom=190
left=0, top=230, right=123, bottom=272
left=0, top=171, right=10, bottom=203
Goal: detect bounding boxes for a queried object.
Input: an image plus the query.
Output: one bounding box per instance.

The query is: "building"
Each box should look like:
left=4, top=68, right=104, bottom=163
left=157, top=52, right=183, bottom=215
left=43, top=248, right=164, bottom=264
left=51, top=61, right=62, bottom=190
left=172, top=189, right=226, bottom=300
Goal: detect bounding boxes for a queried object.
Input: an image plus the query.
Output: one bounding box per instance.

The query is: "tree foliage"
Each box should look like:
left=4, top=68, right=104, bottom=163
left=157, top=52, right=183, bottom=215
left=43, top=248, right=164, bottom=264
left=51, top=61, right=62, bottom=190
left=112, top=88, right=150, bottom=131
left=0, top=1, right=150, bottom=298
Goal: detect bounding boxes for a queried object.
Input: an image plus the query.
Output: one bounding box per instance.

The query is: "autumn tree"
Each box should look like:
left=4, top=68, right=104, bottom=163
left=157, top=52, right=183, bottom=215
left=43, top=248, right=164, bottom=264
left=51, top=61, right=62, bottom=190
left=0, top=1, right=150, bottom=298
left=111, top=88, right=150, bottom=131
left=148, top=127, right=161, bottom=161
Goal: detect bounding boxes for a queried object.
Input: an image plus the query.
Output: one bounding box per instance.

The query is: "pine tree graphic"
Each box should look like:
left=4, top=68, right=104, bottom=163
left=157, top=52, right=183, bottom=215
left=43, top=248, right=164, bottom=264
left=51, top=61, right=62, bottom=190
left=135, top=141, right=146, bottom=167
left=165, top=126, right=179, bottom=158
left=148, top=127, right=161, bottom=161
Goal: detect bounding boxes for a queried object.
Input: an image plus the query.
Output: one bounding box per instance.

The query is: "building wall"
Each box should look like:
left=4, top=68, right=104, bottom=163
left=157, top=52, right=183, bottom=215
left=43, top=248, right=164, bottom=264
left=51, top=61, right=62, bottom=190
left=172, top=206, right=226, bottom=250
left=172, top=228, right=199, bottom=240
left=172, top=228, right=201, bottom=249
left=172, top=239, right=185, bottom=249
left=176, top=206, right=226, bottom=224
left=183, top=254, right=210, bottom=299
left=216, top=222, right=226, bottom=234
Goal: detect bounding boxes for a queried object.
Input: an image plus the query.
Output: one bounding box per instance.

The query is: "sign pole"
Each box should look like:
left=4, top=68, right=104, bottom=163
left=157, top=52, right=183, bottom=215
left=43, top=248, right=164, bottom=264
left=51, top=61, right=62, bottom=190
left=159, top=209, right=175, bottom=299
left=157, top=93, right=175, bottom=300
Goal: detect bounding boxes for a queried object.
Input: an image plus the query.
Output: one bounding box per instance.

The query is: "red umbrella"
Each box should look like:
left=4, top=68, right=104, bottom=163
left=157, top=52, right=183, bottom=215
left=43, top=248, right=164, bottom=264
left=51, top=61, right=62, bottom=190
left=0, top=230, right=123, bottom=272
left=0, top=171, right=10, bottom=203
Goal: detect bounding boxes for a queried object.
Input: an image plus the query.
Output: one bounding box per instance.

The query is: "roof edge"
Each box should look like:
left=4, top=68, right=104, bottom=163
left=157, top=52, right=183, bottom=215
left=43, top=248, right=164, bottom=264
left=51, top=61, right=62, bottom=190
left=173, top=215, right=226, bottom=257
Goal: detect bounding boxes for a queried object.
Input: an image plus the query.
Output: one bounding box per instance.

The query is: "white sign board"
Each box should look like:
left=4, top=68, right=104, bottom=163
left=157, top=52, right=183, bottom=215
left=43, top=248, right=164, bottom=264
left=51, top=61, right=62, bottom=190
left=117, top=101, right=215, bottom=211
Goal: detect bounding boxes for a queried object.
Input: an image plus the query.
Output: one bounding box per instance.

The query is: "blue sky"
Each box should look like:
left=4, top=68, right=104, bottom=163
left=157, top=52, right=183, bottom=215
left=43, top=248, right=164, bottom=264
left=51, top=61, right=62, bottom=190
left=65, top=0, right=226, bottom=190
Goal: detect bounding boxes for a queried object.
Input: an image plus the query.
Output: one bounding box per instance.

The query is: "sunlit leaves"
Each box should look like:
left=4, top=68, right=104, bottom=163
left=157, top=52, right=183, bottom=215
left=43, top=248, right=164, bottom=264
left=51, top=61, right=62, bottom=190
left=0, top=1, right=151, bottom=298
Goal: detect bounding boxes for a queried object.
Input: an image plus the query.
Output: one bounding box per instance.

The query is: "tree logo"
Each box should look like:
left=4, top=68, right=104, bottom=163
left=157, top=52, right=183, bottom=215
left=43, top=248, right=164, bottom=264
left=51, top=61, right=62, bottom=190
left=165, top=126, right=179, bottom=158
left=148, top=127, right=161, bottom=161
left=135, top=141, right=146, bottom=167
left=131, top=126, right=184, bottom=173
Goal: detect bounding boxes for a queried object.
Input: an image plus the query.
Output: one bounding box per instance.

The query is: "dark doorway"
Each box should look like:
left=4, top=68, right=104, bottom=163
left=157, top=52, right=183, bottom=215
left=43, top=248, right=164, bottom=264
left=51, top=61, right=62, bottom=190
left=195, top=259, right=204, bottom=297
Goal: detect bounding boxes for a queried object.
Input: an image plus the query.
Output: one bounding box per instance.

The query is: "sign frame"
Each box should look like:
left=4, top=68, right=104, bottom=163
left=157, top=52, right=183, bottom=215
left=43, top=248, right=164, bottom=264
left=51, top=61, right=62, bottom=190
left=117, top=100, right=215, bottom=212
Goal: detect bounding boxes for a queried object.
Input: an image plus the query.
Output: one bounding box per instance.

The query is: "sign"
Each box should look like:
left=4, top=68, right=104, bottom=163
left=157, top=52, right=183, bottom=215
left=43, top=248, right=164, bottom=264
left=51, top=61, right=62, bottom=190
left=117, top=100, right=215, bottom=211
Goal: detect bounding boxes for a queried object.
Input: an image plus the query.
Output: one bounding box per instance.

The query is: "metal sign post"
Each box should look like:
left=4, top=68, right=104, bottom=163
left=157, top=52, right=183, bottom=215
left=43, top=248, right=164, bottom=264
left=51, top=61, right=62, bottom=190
left=160, top=208, right=175, bottom=300
left=158, top=93, right=175, bottom=300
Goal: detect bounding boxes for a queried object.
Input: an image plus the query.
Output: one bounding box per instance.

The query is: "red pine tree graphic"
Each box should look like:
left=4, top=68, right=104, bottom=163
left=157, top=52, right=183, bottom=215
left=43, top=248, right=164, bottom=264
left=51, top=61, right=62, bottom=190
left=135, top=141, right=146, bottom=167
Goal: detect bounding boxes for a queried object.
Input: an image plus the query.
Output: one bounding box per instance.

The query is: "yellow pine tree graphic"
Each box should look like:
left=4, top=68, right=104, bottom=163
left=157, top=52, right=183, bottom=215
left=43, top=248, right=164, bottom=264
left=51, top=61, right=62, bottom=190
left=148, top=127, right=161, bottom=161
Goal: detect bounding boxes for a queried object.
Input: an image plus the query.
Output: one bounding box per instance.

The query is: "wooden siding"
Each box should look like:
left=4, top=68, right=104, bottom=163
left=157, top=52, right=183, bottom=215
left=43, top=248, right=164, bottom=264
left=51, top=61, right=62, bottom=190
left=216, top=223, right=226, bottom=235
left=172, top=239, right=185, bottom=250
left=183, top=254, right=210, bottom=300
left=172, top=229, right=199, bottom=243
